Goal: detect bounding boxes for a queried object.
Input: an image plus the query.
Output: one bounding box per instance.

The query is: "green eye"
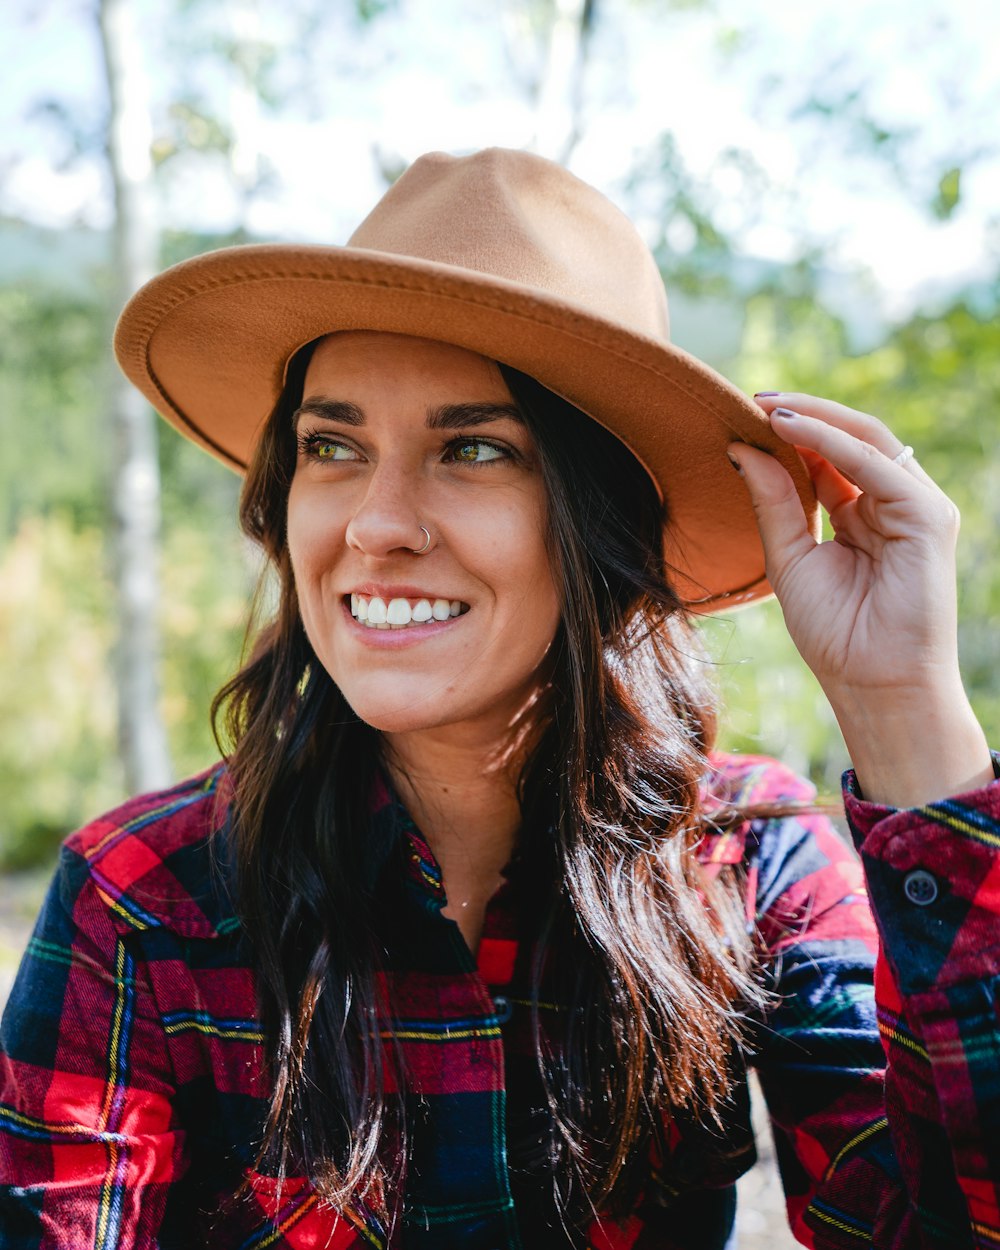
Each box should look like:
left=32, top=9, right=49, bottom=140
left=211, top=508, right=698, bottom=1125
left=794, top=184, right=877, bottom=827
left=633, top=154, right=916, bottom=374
left=297, top=431, right=360, bottom=462
left=315, top=440, right=357, bottom=460
left=451, top=440, right=503, bottom=463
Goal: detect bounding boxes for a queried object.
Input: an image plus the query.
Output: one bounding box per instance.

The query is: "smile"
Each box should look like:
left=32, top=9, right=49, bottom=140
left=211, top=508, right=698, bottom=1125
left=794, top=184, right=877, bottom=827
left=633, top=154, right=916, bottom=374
left=349, top=594, right=470, bottom=629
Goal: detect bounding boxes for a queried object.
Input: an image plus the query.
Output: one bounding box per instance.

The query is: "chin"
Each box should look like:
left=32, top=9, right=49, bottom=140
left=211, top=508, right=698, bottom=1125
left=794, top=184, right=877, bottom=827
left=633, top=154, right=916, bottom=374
left=337, top=687, right=463, bottom=736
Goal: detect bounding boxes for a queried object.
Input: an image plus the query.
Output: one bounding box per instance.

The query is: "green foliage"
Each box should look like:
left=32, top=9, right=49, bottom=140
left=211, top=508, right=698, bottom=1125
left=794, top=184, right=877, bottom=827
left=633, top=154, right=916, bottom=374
left=0, top=282, right=109, bottom=537
left=158, top=507, right=254, bottom=780
left=0, top=517, right=120, bottom=869
left=354, top=0, right=399, bottom=21
left=932, top=167, right=962, bottom=220
left=0, top=505, right=251, bottom=870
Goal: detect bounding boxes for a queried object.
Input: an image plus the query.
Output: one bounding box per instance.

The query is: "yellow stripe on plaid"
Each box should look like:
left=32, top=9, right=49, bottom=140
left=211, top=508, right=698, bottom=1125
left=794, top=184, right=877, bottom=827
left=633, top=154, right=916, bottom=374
left=921, top=806, right=1000, bottom=850
left=824, top=1116, right=889, bottom=1181
left=96, top=888, right=153, bottom=931
left=0, top=1103, right=124, bottom=1140
left=877, top=1020, right=929, bottom=1060
left=160, top=1025, right=263, bottom=1045
left=806, top=1203, right=873, bottom=1240
left=380, top=1027, right=502, bottom=1042
left=94, top=939, right=131, bottom=1249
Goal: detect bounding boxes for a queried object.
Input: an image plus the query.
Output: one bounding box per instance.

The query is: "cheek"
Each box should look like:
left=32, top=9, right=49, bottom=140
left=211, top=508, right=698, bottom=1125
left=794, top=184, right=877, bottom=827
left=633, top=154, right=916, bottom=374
left=495, top=499, right=561, bottom=645
left=286, top=488, right=343, bottom=600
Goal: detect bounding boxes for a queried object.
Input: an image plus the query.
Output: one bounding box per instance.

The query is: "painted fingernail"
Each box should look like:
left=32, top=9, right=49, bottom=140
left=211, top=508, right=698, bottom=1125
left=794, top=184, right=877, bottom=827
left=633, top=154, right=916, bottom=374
left=727, top=452, right=744, bottom=475
left=772, top=407, right=798, bottom=419
left=754, top=391, right=781, bottom=398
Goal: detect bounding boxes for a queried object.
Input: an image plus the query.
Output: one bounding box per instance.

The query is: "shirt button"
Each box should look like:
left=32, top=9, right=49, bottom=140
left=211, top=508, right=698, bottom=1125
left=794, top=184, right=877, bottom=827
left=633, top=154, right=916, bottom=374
left=903, top=869, right=939, bottom=906
left=492, top=995, right=513, bottom=1024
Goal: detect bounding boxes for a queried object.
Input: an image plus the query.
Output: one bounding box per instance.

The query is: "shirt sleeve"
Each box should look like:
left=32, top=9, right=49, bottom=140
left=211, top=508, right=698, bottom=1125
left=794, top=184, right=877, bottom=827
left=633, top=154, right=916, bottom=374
left=841, top=750, right=1000, bottom=1246
left=752, top=752, right=1000, bottom=1249
left=0, top=844, right=185, bottom=1248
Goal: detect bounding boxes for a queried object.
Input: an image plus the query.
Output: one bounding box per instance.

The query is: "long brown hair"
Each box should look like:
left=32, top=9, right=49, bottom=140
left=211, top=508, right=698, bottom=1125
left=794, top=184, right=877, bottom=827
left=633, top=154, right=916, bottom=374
left=213, top=344, right=788, bottom=1228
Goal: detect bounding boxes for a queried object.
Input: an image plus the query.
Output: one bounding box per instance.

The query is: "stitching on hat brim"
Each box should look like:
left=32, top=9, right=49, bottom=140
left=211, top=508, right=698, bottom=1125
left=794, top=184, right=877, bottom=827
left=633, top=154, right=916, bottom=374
left=118, top=249, right=760, bottom=442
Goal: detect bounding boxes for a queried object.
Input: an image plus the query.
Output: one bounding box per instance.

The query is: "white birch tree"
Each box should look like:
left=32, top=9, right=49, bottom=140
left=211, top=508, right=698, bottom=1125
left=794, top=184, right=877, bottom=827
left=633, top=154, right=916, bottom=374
left=98, top=0, right=172, bottom=793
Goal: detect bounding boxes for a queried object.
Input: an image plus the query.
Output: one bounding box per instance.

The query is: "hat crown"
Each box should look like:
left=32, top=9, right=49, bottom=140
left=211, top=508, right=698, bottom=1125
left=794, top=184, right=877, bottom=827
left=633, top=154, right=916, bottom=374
left=347, top=148, right=671, bottom=343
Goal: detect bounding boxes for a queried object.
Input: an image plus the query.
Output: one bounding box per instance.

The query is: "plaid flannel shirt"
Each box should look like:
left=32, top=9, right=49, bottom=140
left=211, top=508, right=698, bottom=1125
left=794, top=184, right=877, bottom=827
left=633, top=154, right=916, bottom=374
left=2, top=749, right=1000, bottom=1249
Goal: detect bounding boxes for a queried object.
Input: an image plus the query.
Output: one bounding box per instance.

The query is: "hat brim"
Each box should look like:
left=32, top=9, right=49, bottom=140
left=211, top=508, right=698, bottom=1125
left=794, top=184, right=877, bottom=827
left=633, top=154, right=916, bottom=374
left=114, top=242, right=819, bottom=611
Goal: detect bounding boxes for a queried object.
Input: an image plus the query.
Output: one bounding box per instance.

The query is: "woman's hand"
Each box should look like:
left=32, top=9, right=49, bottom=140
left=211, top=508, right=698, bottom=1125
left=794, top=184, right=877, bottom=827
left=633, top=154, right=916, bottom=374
left=729, top=393, right=993, bottom=807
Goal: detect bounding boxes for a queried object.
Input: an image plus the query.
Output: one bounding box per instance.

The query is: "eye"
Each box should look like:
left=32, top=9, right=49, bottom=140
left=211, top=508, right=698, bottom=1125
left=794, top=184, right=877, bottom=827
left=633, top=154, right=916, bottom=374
left=298, top=431, right=360, bottom=462
left=446, top=438, right=506, bottom=464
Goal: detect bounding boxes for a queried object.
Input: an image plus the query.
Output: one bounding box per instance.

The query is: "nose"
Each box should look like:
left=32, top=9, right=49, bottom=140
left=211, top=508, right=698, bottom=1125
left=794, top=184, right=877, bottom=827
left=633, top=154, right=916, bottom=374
left=344, top=460, right=428, bottom=559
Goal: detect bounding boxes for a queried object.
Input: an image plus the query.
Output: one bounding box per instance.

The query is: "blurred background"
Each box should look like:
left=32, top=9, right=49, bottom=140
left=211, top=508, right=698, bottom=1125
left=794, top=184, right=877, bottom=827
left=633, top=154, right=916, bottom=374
left=1, top=0, right=998, bottom=1241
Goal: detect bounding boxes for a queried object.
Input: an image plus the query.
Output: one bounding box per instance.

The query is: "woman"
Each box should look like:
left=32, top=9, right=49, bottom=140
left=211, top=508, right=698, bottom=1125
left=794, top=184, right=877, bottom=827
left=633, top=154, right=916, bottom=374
left=1, top=148, right=997, bottom=1249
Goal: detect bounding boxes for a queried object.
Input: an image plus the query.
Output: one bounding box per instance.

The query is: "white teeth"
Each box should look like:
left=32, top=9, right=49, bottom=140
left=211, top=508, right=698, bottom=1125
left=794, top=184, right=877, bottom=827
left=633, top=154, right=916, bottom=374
left=349, top=594, right=467, bottom=629
left=386, top=598, right=412, bottom=626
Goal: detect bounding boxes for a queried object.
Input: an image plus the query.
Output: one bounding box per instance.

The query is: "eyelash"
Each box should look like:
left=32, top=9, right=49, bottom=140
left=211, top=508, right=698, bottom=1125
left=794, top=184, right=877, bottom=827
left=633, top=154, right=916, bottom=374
left=295, top=429, right=514, bottom=466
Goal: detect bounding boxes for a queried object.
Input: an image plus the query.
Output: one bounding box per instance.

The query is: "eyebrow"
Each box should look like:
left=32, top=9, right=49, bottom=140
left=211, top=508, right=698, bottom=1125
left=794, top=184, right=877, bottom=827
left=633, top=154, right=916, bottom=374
left=292, top=399, right=525, bottom=430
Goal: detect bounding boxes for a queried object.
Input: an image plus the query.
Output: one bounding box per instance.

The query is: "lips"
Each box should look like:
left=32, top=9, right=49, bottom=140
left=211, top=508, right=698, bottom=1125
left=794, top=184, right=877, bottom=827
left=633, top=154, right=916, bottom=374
left=349, top=593, right=469, bottom=629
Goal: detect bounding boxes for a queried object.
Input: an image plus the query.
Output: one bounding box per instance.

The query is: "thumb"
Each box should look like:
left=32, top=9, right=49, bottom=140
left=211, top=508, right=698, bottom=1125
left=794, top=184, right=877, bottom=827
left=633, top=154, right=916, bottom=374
left=728, top=441, right=817, bottom=582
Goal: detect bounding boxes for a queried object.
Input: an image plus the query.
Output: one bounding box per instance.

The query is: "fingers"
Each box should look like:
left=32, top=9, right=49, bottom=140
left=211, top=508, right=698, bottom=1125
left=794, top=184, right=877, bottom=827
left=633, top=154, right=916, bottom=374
left=740, top=392, right=960, bottom=558
left=765, top=408, right=923, bottom=503
left=726, top=442, right=817, bottom=581
left=753, top=392, right=933, bottom=487
left=796, top=445, right=860, bottom=518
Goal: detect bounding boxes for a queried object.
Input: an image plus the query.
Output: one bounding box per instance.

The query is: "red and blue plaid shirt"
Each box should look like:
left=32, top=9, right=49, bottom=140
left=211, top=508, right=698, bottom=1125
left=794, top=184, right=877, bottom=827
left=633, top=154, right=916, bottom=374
left=2, top=750, right=1000, bottom=1248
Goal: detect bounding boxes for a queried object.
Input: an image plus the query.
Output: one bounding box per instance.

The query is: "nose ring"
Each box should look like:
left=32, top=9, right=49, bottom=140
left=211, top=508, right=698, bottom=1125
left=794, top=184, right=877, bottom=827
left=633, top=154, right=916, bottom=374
left=413, top=525, right=432, bottom=555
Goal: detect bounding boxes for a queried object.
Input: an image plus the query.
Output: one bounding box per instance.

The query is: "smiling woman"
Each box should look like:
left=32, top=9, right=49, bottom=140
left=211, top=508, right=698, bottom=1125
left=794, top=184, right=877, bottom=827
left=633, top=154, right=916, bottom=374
left=2, top=148, right=999, bottom=1250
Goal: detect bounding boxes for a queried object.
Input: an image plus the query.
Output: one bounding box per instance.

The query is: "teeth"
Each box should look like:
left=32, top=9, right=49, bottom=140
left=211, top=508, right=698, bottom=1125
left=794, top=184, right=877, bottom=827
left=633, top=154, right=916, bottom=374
left=350, top=594, right=467, bottom=629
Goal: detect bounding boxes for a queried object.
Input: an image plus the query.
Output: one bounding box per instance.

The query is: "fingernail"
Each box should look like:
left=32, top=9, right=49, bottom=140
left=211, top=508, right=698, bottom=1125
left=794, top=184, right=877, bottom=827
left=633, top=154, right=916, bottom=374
left=772, top=407, right=798, bottom=419
left=727, top=452, right=744, bottom=475
left=754, top=391, right=781, bottom=398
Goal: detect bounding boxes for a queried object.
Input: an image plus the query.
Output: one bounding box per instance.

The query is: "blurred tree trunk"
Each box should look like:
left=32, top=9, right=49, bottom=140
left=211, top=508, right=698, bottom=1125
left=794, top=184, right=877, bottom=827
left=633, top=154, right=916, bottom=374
left=226, top=0, right=264, bottom=233
left=532, top=0, right=596, bottom=163
left=98, top=0, right=172, bottom=793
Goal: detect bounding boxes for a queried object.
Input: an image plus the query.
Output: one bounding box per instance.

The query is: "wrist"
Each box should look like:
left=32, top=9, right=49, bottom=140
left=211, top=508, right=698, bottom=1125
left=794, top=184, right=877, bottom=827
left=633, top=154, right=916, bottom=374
left=829, top=684, right=993, bottom=808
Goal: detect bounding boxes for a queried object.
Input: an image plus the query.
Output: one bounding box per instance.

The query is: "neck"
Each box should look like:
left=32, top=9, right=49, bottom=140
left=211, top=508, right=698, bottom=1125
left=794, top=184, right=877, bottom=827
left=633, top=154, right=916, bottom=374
left=384, top=725, right=524, bottom=875
left=382, top=711, right=544, bottom=951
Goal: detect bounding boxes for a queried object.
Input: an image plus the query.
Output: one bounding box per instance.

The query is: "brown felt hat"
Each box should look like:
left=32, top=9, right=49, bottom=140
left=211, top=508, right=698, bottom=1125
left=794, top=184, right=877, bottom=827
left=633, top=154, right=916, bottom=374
left=114, top=146, right=818, bottom=610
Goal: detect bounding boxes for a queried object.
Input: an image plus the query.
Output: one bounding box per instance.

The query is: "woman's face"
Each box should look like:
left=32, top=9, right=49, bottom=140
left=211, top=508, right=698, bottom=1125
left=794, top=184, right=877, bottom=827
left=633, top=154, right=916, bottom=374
left=287, top=332, right=562, bottom=741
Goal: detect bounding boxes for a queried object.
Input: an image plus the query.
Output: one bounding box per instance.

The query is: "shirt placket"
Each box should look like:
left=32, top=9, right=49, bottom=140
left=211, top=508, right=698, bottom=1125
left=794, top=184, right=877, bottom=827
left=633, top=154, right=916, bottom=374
left=382, top=819, right=524, bottom=1250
